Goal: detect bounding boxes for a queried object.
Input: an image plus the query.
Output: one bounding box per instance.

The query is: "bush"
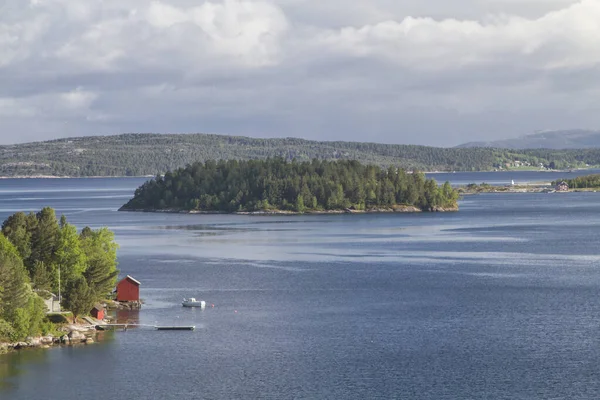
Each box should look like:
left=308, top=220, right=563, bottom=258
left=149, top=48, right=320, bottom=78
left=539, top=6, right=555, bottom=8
left=0, top=319, right=15, bottom=342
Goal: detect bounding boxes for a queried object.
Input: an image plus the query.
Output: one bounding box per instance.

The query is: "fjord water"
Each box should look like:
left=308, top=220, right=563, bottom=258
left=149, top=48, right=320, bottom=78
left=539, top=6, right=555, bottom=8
left=2, top=175, right=600, bottom=399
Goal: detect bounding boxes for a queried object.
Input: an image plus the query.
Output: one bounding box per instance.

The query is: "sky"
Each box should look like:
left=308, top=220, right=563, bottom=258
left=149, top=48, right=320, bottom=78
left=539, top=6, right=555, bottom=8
left=0, top=0, right=599, bottom=147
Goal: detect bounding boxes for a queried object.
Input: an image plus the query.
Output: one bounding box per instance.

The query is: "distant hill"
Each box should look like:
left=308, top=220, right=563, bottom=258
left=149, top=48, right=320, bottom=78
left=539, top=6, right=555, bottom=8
left=457, top=130, right=600, bottom=149
left=1, top=132, right=600, bottom=177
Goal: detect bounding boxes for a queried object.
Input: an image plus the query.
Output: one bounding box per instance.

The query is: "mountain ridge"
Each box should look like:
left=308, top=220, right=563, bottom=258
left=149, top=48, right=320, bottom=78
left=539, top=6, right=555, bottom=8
left=457, top=129, right=600, bottom=149
left=1, top=132, right=600, bottom=177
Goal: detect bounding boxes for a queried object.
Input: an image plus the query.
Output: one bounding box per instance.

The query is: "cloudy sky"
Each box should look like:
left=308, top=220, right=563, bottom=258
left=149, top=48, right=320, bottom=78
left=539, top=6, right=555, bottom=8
left=1, top=0, right=598, bottom=146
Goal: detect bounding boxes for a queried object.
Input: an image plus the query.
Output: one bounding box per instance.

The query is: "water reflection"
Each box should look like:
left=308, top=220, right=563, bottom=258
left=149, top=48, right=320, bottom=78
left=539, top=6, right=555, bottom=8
left=0, top=349, right=48, bottom=391
left=115, top=309, right=141, bottom=325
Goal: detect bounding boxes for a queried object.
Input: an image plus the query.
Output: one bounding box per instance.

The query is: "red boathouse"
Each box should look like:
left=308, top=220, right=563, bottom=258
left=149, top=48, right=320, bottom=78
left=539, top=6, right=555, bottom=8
left=91, top=304, right=105, bottom=320
left=116, top=275, right=141, bottom=302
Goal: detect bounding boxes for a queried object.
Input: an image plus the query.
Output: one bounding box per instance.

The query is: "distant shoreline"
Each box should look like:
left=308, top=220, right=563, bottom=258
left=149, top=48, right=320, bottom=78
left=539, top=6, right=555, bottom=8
left=0, top=168, right=591, bottom=179
left=118, top=205, right=459, bottom=215
left=0, top=175, right=154, bottom=179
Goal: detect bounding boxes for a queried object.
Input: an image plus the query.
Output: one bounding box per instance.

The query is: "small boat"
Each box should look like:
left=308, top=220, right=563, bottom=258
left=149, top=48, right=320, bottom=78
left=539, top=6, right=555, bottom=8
left=182, top=298, right=206, bottom=308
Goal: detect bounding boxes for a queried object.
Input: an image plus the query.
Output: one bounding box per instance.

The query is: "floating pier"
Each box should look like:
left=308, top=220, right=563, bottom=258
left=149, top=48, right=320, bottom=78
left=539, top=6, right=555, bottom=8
left=96, top=324, right=195, bottom=331
left=156, top=326, right=195, bottom=331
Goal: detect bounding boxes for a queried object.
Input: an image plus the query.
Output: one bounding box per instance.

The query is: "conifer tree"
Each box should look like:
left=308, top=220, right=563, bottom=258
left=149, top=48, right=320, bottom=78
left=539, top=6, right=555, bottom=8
left=80, top=227, right=119, bottom=298
left=62, top=277, right=95, bottom=323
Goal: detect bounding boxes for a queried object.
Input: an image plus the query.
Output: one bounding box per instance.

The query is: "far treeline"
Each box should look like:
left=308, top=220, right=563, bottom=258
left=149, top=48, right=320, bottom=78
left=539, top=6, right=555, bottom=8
left=552, top=174, right=600, bottom=189
left=0, top=208, right=118, bottom=343
left=0, top=133, right=597, bottom=177
left=120, top=158, right=459, bottom=213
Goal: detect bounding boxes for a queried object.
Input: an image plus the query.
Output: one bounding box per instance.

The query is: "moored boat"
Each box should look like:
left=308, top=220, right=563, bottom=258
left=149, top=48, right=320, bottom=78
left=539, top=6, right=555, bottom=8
left=182, top=298, right=206, bottom=308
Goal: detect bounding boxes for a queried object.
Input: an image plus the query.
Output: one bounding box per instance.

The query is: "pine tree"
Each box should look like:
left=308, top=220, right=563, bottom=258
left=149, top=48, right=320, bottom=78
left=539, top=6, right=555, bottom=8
left=29, top=207, right=60, bottom=280
left=0, top=234, right=31, bottom=319
left=80, top=227, right=119, bottom=298
left=62, top=277, right=95, bottom=322
left=1, top=211, right=32, bottom=263
left=32, top=260, right=52, bottom=292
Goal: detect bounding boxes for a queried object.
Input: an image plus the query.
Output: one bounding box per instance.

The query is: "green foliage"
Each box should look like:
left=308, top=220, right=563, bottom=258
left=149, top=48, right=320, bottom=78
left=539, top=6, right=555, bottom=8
left=32, top=261, right=52, bottom=292
left=62, top=277, right=95, bottom=322
left=54, top=220, right=88, bottom=289
left=80, top=228, right=119, bottom=298
left=553, top=174, right=600, bottom=189
left=1, top=133, right=598, bottom=177
left=122, top=158, right=459, bottom=213
left=0, top=234, right=30, bottom=318
left=0, top=319, right=15, bottom=342
left=26, top=295, right=47, bottom=337
left=1, top=212, right=33, bottom=261
left=0, top=209, right=120, bottom=342
left=28, top=207, right=60, bottom=289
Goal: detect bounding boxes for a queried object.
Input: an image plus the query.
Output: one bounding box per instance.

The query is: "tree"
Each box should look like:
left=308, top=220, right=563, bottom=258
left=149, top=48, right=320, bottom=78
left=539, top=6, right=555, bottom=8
left=0, top=209, right=121, bottom=339
left=29, top=207, right=60, bottom=282
left=54, top=219, right=87, bottom=290
left=0, top=234, right=31, bottom=319
left=32, top=260, right=52, bottom=292
left=1, top=212, right=32, bottom=263
left=120, top=159, right=460, bottom=213
left=0, top=234, right=47, bottom=341
left=80, top=227, right=119, bottom=298
left=62, top=277, right=95, bottom=323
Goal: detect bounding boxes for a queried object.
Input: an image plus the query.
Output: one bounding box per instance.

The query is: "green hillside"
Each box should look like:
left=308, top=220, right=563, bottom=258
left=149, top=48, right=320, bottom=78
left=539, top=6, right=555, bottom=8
left=0, top=133, right=597, bottom=177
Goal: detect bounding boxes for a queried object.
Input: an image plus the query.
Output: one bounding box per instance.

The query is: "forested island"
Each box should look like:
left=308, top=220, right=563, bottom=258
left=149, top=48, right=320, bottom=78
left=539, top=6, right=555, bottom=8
left=0, top=133, right=597, bottom=177
left=0, top=208, right=118, bottom=349
left=120, top=159, right=459, bottom=213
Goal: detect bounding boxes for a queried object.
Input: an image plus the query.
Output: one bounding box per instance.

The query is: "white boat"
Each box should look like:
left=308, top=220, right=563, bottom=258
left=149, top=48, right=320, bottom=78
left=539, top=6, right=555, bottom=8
left=182, top=298, right=206, bottom=308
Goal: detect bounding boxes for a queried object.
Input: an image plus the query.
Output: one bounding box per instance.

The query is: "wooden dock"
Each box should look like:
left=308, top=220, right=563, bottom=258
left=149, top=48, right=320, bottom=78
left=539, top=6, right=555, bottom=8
left=96, top=324, right=195, bottom=331
left=156, top=326, right=195, bottom=331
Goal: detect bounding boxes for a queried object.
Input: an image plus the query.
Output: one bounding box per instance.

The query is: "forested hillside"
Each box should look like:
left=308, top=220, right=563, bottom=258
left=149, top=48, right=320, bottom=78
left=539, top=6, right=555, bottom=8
left=0, top=133, right=598, bottom=177
left=120, top=159, right=459, bottom=213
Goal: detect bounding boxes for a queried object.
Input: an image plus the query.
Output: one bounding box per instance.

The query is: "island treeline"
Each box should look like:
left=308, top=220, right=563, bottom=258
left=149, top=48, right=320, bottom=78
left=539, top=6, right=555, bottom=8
left=0, top=133, right=597, bottom=177
left=552, top=174, right=600, bottom=189
left=121, top=159, right=459, bottom=213
left=0, top=208, right=118, bottom=343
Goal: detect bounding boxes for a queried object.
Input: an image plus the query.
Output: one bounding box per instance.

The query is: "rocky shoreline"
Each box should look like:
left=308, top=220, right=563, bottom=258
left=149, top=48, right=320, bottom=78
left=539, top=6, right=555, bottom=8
left=1, top=324, right=99, bottom=355
left=119, top=205, right=459, bottom=214
left=0, top=300, right=142, bottom=356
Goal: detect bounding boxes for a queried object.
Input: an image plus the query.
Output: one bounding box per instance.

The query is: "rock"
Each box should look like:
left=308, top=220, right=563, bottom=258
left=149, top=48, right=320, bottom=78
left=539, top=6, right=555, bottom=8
left=60, top=335, right=69, bottom=344
left=15, top=342, right=29, bottom=349
left=68, top=330, right=86, bottom=342
left=84, top=337, right=95, bottom=344
left=26, top=337, right=42, bottom=347
left=40, top=335, right=54, bottom=345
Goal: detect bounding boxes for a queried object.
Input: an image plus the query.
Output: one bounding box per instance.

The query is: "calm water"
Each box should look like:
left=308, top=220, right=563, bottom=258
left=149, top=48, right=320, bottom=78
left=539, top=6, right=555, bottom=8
left=2, top=174, right=600, bottom=399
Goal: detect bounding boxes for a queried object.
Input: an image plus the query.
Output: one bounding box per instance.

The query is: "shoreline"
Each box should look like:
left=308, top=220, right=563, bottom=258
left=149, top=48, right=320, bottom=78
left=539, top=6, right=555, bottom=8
left=118, top=205, right=459, bottom=214
left=459, top=184, right=600, bottom=194
left=0, top=169, right=591, bottom=179
left=1, top=323, right=100, bottom=355
left=0, top=175, right=154, bottom=179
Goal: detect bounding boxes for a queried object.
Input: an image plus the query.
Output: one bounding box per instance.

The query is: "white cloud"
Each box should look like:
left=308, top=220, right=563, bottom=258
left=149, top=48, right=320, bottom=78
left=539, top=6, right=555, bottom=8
left=0, top=0, right=599, bottom=146
left=60, top=88, right=98, bottom=110
left=318, top=0, right=600, bottom=71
